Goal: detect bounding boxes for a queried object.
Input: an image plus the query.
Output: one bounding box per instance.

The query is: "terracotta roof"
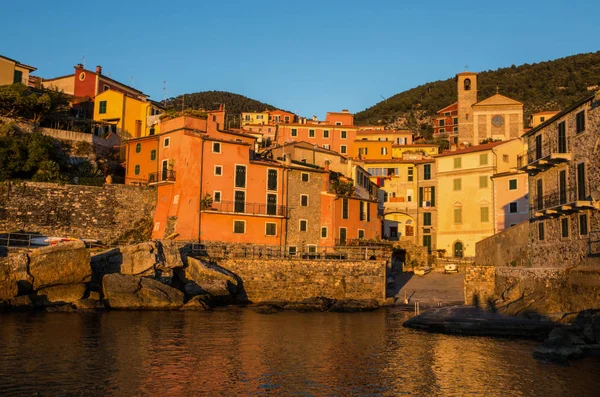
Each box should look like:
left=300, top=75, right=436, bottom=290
left=278, top=140, right=347, bottom=158
left=360, top=158, right=434, bottom=164
left=392, top=144, right=439, bottom=148
left=0, top=54, right=36, bottom=71
left=357, top=129, right=412, bottom=134
left=436, top=140, right=516, bottom=157
left=436, top=102, right=458, bottom=114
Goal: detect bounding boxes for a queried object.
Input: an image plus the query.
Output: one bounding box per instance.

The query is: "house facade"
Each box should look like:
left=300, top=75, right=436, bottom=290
left=0, top=54, right=36, bottom=86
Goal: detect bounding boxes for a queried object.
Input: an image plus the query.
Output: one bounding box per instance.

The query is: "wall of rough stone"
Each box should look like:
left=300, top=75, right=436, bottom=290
left=220, top=258, right=387, bottom=304
left=475, top=221, right=531, bottom=267
left=0, top=182, right=156, bottom=244
left=464, top=265, right=495, bottom=305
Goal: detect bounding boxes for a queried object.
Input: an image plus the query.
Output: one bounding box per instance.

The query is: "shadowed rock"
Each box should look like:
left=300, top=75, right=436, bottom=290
left=102, top=273, right=183, bottom=310
left=175, top=257, right=239, bottom=303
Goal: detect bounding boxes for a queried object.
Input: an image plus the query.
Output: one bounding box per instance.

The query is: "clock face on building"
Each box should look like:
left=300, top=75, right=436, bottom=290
left=492, top=115, right=505, bottom=127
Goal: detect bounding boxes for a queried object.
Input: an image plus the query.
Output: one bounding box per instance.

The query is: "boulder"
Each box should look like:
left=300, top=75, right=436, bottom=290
left=157, top=240, right=188, bottom=270
left=35, top=283, right=86, bottom=305
left=285, top=297, right=334, bottom=312
left=28, top=241, right=91, bottom=290
left=534, top=327, right=586, bottom=362
left=252, top=303, right=284, bottom=315
left=175, top=257, right=239, bottom=303
left=73, top=298, right=103, bottom=310
left=90, top=247, right=123, bottom=287
left=329, top=299, right=380, bottom=313
left=103, top=273, right=183, bottom=310
left=119, top=242, right=160, bottom=276
left=0, top=253, right=32, bottom=300
left=180, top=295, right=212, bottom=311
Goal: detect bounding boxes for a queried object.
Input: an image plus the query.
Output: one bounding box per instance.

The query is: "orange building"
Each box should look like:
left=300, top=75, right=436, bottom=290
left=433, top=102, right=459, bottom=139
left=269, top=109, right=296, bottom=124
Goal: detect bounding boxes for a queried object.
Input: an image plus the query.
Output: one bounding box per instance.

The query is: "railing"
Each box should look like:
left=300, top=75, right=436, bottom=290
left=148, top=170, right=176, bottom=183
left=517, top=136, right=570, bottom=168
left=531, top=186, right=583, bottom=213
left=204, top=200, right=287, bottom=217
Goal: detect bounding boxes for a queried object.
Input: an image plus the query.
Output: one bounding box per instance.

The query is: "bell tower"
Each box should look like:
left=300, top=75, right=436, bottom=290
left=456, top=71, right=478, bottom=145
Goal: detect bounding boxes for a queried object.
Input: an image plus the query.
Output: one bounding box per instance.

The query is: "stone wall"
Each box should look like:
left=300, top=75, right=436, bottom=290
left=0, top=182, right=156, bottom=244
left=475, top=221, right=531, bottom=267
left=464, top=265, right=495, bottom=305
left=220, top=258, right=387, bottom=304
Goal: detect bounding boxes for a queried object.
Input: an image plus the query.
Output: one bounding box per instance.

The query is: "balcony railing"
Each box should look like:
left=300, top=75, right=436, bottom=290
left=148, top=170, right=176, bottom=184
left=517, top=137, right=571, bottom=171
left=204, top=200, right=287, bottom=217
left=531, top=185, right=593, bottom=217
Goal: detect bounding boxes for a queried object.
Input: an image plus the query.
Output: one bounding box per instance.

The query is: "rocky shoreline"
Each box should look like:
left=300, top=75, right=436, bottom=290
left=0, top=241, right=381, bottom=314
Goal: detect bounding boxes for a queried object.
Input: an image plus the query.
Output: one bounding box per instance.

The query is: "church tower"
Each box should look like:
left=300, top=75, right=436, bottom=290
left=456, top=71, right=478, bottom=145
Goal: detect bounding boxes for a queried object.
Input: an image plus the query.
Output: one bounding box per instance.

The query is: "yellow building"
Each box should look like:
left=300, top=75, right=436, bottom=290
left=0, top=54, right=36, bottom=86
left=435, top=139, right=525, bottom=258
left=351, top=140, right=393, bottom=160
left=356, top=129, right=413, bottom=145
left=529, top=111, right=559, bottom=128
left=392, top=144, right=439, bottom=158
left=93, top=90, right=163, bottom=138
left=241, top=111, right=270, bottom=126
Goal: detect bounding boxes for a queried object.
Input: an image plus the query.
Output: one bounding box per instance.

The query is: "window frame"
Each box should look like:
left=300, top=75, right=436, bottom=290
left=300, top=194, right=309, bottom=207
left=164, top=137, right=170, bottom=148
left=233, top=220, right=246, bottom=234
left=212, top=142, right=221, bottom=153
left=214, top=165, right=223, bottom=176
left=509, top=179, right=517, bottom=190
left=579, top=213, right=589, bottom=236
left=299, top=219, right=308, bottom=232
left=234, top=164, right=247, bottom=188
left=265, top=222, right=277, bottom=236
left=561, top=217, right=569, bottom=238
left=301, top=172, right=309, bottom=182
left=99, top=100, right=107, bottom=114
left=509, top=202, right=518, bottom=213
left=213, top=191, right=222, bottom=203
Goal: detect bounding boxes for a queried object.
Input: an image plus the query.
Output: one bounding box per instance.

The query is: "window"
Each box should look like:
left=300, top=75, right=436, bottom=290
left=212, top=142, right=221, bottom=153
left=389, top=227, right=398, bottom=238
left=336, top=122, right=342, bottom=126
left=214, top=166, right=222, bottom=176
left=309, top=129, right=315, bottom=138
left=358, top=229, right=365, bottom=239
left=341, top=130, right=347, bottom=139
left=454, top=208, right=462, bottom=224
left=13, top=69, right=23, bottom=84
left=235, top=165, right=246, bottom=188
left=149, top=127, right=155, bottom=135
left=540, top=117, right=545, bottom=122
left=340, top=145, right=347, bottom=154
left=265, top=223, right=276, bottom=236
left=267, top=169, right=277, bottom=191
left=454, top=157, right=462, bottom=169
left=480, top=153, right=488, bottom=165
left=150, top=150, right=156, bottom=161
left=479, top=175, right=488, bottom=188
left=439, top=119, right=445, bottom=127
left=134, top=165, right=140, bottom=175
left=423, top=235, right=432, bottom=252
left=301, top=194, right=308, bottom=206
left=453, top=117, right=458, bottom=125
left=360, top=201, right=366, bottom=221
left=267, top=193, right=277, bottom=215
left=164, top=137, right=170, bottom=147
left=580, top=214, right=589, bottom=236
left=453, top=178, right=462, bottom=191
left=440, top=128, right=445, bottom=133
left=99, top=101, right=107, bottom=114
left=509, top=179, right=517, bottom=190
left=213, top=191, right=221, bottom=203
left=339, top=227, right=347, bottom=244
left=577, top=163, right=586, bottom=200
left=288, top=246, right=297, bottom=256
left=342, top=198, right=349, bottom=219
left=408, top=167, right=414, bottom=181
left=464, top=78, right=471, bottom=90
left=234, top=191, right=245, bottom=213
left=538, top=222, right=545, bottom=240
left=301, top=173, right=309, bottom=182
left=299, top=219, right=307, bottom=232
left=576, top=111, right=586, bottom=134
left=284, top=116, right=290, bottom=123
left=381, top=147, right=388, bottom=155
left=135, top=143, right=141, bottom=153
left=423, top=212, right=432, bottom=226
left=291, top=128, right=297, bottom=137
left=321, top=227, right=328, bottom=238
left=103, top=85, right=110, bottom=91
left=323, top=144, right=330, bottom=150
left=367, top=202, right=371, bottom=221
left=509, top=202, right=518, bottom=213
left=323, top=130, right=330, bottom=138
left=419, top=186, right=435, bottom=207
left=233, top=220, right=245, bottom=234
left=561, top=218, right=569, bottom=238
left=423, top=164, right=431, bottom=180
left=480, top=207, right=489, bottom=222
left=453, top=127, right=458, bottom=132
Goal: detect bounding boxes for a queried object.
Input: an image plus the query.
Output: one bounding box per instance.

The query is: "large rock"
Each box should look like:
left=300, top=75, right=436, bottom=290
left=175, top=257, right=239, bottom=303
left=28, top=241, right=91, bottom=290
left=35, top=283, right=86, bottom=305
left=119, top=242, right=160, bottom=276
left=534, top=327, right=585, bottom=362
left=0, top=253, right=32, bottom=300
left=329, top=299, right=380, bottom=313
left=102, top=273, right=183, bottom=310
left=90, top=247, right=123, bottom=287
left=180, top=295, right=212, bottom=311
left=157, top=241, right=188, bottom=270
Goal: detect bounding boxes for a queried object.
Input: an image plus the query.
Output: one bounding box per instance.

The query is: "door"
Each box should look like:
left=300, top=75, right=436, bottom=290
left=559, top=170, right=567, bottom=205
left=454, top=241, right=463, bottom=258
left=423, top=235, right=432, bottom=253
left=234, top=191, right=245, bottom=213
left=161, top=160, right=168, bottom=181
left=266, top=194, right=277, bottom=215
left=339, top=228, right=347, bottom=245
left=558, top=122, right=567, bottom=153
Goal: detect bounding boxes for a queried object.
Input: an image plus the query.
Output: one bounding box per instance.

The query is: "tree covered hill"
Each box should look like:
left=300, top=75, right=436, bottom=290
left=354, top=51, right=600, bottom=137
left=165, top=90, right=280, bottom=115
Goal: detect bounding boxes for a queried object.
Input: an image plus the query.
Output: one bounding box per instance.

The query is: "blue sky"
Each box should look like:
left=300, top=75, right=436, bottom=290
left=2, top=0, right=598, bottom=118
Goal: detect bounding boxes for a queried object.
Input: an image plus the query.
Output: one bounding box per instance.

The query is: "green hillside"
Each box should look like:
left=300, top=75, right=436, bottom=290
left=166, top=90, right=279, bottom=115
left=355, top=51, right=600, bottom=137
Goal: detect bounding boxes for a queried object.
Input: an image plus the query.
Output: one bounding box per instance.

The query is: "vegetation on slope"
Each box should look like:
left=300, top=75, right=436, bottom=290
left=355, top=51, right=600, bottom=138
left=165, top=90, right=279, bottom=115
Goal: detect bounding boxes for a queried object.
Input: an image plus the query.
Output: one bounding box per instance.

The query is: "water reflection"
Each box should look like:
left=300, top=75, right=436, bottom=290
left=0, top=309, right=599, bottom=396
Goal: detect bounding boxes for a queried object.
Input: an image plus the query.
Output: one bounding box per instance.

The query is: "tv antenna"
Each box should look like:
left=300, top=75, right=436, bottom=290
left=82, top=56, right=86, bottom=68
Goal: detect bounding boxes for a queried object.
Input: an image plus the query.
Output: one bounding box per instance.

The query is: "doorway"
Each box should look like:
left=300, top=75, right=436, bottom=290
left=453, top=241, right=464, bottom=258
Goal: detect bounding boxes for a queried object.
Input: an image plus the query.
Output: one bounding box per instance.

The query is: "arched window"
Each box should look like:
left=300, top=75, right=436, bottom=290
left=464, top=78, right=471, bottom=91
left=135, top=143, right=141, bottom=153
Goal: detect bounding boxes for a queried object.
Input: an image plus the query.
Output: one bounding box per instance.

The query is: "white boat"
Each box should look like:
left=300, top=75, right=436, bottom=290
left=414, top=266, right=431, bottom=276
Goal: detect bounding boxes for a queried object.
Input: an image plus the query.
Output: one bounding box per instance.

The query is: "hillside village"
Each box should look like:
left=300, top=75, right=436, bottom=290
left=1, top=52, right=600, bottom=270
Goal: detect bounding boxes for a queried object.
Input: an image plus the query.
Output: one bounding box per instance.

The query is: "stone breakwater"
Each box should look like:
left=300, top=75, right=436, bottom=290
left=0, top=241, right=386, bottom=313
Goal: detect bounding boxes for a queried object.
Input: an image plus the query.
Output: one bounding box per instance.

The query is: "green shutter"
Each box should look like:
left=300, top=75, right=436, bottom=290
left=430, top=186, right=435, bottom=207
left=419, top=187, right=423, bottom=207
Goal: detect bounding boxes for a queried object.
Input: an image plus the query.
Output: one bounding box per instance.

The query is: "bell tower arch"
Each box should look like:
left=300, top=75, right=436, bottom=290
left=456, top=71, right=478, bottom=145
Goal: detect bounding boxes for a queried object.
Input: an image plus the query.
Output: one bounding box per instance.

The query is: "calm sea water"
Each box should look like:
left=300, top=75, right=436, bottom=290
left=0, top=308, right=599, bottom=397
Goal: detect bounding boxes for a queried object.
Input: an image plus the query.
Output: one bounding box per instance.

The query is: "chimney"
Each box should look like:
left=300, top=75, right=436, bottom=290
left=323, top=160, right=330, bottom=171
left=312, top=115, right=317, bottom=121
left=76, top=63, right=84, bottom=69
left=96, top=65, right=102, bottom=75
left=218, top=103, right=223, bottom=111
left=342, top=109, right=349, bottom=113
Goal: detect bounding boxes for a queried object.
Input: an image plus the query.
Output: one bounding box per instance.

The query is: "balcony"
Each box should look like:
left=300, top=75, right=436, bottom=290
left=517, top=137, right=571, bottom=174
left=148, top=170, right=176, bottom=185
left=531, top=186, right=594, bottom=218
left=203, top=200, right=288, bottom=217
